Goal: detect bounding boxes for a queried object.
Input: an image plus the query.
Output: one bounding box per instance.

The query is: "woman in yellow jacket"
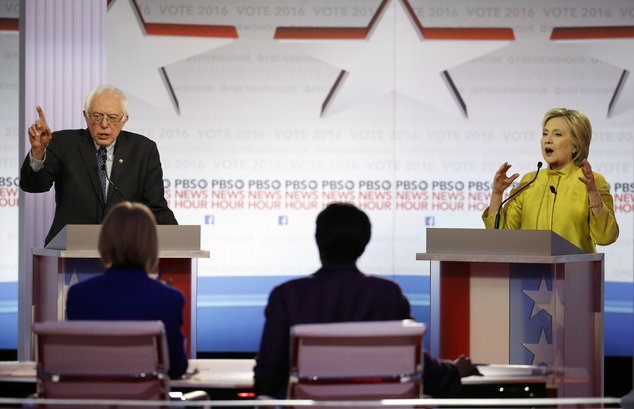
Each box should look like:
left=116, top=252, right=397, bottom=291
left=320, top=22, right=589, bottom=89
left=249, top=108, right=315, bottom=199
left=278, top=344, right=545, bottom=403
left=483, top=108, right=619, bottom=253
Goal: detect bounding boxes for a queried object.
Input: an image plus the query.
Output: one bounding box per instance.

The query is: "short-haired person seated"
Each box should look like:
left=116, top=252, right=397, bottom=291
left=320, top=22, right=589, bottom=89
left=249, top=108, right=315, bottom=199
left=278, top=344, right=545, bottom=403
left=253, top=202, right=479, bottom=399
left=66, top=201, right=188, bottom=379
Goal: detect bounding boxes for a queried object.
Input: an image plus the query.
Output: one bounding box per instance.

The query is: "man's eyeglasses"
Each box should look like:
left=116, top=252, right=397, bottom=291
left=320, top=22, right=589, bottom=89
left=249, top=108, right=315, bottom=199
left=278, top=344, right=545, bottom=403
left=88, top=113, right=125, bottom=125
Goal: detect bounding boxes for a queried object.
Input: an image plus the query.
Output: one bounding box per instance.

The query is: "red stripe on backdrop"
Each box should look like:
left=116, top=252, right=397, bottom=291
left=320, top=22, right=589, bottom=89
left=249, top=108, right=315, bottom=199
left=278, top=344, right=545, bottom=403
left=144, top=23, right=238, bottom=38
left=422, top=27, right=515, bottom=40
left=551, top=26, right=634, bottom=40
left=274, top=0, right=389, bottom=40
left=129, top=0, right=238, bottom=38
left=0, top=18, right=19, bottom=31
left=274, top=27, right=369, bottom=40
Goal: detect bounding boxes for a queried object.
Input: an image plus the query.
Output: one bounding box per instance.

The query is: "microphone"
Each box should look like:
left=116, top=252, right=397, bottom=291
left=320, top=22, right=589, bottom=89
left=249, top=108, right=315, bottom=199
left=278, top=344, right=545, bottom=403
left=549, top=185, right=557, bottom=230
left=494, top=161, right=543, bottom=229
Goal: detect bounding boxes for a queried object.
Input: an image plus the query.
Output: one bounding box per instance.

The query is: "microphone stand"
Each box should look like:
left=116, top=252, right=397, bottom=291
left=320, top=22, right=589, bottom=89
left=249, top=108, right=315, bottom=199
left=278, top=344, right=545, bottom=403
left=549, top=185, right=557, bottom=230
left=494, top=162, right=543, bottom=229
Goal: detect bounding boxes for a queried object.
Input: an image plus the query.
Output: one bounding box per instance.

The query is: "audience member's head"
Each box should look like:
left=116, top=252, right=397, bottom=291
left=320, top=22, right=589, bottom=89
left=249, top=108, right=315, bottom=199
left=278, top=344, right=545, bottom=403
left=315, top=202, right=371, bottom=264
left=99, top=201, right=158, bottom=272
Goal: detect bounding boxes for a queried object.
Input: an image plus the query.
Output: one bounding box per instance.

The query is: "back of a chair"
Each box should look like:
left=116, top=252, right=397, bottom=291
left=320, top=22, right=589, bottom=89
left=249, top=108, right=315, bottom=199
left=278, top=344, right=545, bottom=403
left=33, top=320, right=171, bottom=408
left=288, top=320, right=425, bottom=401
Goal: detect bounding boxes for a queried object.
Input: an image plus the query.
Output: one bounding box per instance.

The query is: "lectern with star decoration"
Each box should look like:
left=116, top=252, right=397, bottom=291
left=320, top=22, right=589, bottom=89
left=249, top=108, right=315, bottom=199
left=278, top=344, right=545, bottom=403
left=417, top=228, right=604, bottom=398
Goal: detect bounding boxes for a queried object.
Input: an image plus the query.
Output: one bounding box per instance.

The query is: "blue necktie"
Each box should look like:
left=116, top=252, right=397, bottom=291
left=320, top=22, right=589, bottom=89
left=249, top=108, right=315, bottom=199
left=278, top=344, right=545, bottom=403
left=97, top=147, right=107, bottom=200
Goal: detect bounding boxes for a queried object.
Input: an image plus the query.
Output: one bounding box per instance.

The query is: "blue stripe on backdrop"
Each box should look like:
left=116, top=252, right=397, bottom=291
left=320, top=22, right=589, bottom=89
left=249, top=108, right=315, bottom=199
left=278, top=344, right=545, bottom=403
left=195, top=277, right=633, bottom=357
left=195, top=275, right=432, bottom=353
left=0, top=282, right=17, bottom=349
left=605, top=282, right=634, bottom=356
left=0, top=280, right=630, bottom=356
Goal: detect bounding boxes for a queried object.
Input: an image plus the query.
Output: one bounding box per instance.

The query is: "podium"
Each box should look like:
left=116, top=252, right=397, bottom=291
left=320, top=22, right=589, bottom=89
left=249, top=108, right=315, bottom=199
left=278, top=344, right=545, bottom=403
left=417, top=228, right=604, bottom=398
left=19, top=225, right=210, bottom=361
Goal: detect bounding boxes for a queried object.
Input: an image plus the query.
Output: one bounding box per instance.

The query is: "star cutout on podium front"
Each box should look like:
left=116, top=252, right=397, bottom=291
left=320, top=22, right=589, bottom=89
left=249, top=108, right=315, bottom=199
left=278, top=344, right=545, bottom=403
left=107, top=0, right=236, bottom=114
left=522, top=275, right=554, bottom=319
left=522, top=328, right=554, bottom=367
left=274, top=0, right=514, bottom=118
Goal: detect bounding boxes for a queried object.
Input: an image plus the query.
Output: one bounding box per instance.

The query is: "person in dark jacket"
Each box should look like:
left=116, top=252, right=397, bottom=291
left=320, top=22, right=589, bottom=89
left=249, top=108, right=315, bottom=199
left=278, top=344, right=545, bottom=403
left=20, top=85, right=176, bottom=245
left=66, top=201, right=187, bottom=379
left=253, top=202, right=478, bottom=398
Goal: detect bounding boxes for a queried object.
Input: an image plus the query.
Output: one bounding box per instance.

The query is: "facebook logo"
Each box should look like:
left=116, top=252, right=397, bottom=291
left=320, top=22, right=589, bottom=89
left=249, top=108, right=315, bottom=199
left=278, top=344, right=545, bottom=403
left=205, top=215, right=215, bottom=225
left=425, top=216, right=435, bottom=226
left=278, top=215, right=288, bottom=225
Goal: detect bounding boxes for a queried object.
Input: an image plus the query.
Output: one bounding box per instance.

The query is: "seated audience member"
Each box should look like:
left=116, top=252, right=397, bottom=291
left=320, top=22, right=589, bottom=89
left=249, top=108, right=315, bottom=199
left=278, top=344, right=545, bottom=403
left=66, top=201, right=188, bottom=379
left=253, top=202, right=479, bottom=399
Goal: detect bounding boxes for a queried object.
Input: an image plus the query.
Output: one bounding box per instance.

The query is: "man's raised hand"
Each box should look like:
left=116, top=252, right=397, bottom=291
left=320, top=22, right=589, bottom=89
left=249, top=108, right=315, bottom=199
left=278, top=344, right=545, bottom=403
left=28, top=106, right=52, bottom=160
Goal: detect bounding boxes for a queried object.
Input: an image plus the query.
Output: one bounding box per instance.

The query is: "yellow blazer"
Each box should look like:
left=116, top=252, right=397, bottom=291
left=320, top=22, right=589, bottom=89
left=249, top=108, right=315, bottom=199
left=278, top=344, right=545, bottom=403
left=483, top=161, right=619, bottom=253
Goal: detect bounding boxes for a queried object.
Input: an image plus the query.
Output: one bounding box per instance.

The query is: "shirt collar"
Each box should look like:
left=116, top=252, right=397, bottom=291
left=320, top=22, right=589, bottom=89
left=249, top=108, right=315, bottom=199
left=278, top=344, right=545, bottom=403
left=93, top=140, right=116, bottom=155
left=548, top=161, right=579, bottom=178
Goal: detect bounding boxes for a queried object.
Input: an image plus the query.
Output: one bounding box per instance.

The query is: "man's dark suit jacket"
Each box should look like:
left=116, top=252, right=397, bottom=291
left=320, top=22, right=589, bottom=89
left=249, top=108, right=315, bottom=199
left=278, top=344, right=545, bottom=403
left=253, top=263, right=461, bottom=399
left=20, top=128, right=177, bottom=244
left=66, top=266, right=188, bottom=379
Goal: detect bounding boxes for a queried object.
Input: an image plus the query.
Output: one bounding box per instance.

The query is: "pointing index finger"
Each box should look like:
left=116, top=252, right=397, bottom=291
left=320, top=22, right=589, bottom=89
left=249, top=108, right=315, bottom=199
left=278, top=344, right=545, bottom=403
left=36, top=106, right=48, bottom=127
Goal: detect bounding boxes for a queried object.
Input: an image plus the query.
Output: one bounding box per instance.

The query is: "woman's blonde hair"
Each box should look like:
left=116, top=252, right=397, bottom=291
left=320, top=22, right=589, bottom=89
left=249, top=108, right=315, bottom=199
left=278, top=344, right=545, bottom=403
left=99, top=202, right=158, bottom=272
left=542, top=108, right=592, bottom=167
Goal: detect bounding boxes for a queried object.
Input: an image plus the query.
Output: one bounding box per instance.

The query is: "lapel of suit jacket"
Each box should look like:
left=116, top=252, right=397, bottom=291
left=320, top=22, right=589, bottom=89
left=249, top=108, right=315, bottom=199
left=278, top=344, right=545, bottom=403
left=78, top=129, right=103, bottom=201
left=109, top=131, right=129, bottom=200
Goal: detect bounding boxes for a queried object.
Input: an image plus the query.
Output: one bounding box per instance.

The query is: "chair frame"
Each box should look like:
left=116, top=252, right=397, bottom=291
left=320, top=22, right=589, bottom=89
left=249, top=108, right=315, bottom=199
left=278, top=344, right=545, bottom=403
left=33, top=320, right=174, bottom=407
left=287, top=320, right=425, bottom=400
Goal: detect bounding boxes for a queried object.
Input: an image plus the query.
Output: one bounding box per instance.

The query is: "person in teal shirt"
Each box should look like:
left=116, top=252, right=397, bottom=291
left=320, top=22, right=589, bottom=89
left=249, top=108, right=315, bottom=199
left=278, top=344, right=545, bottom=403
left=483, top=108, right=619, bottom=253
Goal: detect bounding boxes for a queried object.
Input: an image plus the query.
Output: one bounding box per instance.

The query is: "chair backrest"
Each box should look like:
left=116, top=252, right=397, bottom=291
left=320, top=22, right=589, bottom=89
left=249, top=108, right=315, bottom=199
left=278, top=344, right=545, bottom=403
left=287, top=320, right=425, bottom=401
left=33, top=320, right=171, bottom=408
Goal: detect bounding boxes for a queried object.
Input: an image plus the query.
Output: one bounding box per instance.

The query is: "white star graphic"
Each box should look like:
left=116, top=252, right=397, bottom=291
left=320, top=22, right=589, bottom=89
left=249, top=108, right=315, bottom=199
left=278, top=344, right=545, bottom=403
left=551, top=27, right=634, bottom=117
left=107, top=0, right=235, bottom=114
left=522, top=275, right=554, bottom=319
left=275, top=0, right=513, bottom=118
left=522, top=328, right=554, bottom=367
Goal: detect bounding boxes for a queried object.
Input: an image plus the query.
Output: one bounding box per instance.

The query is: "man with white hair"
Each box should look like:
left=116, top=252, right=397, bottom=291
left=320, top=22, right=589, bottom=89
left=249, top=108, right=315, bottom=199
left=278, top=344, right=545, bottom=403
left=20, top=85, right=177, bottom=245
